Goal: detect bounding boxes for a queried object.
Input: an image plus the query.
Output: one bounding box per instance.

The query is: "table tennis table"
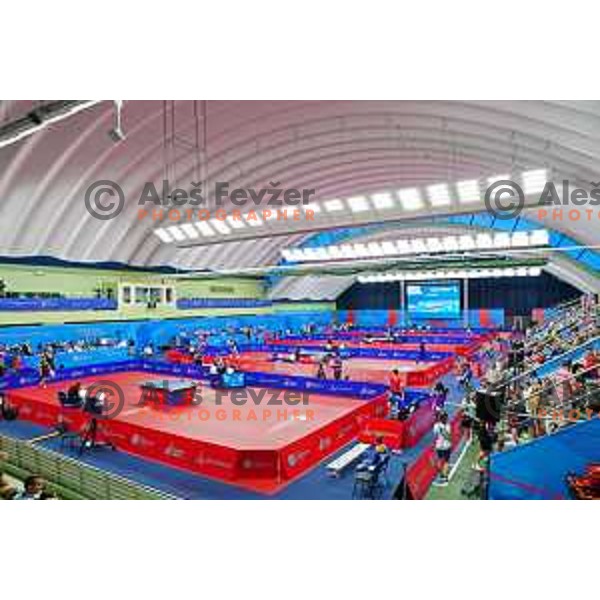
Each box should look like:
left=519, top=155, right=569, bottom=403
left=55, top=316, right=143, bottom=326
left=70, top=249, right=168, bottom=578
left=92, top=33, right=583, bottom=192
left=139, top=379, right=198, bottom=407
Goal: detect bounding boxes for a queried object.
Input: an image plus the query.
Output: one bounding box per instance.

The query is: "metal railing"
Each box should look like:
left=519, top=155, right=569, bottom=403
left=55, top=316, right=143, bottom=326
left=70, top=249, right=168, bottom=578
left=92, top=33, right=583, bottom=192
left=0, top=434, right=178, bottom=500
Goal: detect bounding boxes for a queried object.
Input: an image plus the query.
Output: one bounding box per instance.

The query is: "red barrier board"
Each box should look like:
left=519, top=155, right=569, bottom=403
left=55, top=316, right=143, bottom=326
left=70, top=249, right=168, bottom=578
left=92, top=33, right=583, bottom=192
left=280, top=397, right=386, bottom=480
left=405, top=357, right=455, bottom=387
left=406, top=411, right=464, bottom=499
left=165, top=349, right=194, bottom=364
left=358, top=418, right=406, bottom=449
left=403, top=401, right=438, bottom=447
left=358, top=399, right=437, bottom=450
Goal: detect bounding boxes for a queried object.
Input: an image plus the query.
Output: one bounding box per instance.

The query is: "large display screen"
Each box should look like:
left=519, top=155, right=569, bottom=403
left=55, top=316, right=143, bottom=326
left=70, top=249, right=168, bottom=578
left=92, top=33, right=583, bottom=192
left=406, top=282, right=461, bottom=319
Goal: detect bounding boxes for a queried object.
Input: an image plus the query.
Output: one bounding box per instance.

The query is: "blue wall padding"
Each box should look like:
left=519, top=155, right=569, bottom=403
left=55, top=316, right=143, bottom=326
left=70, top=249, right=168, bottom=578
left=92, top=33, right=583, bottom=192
left=489, top=419, right=600, bottom=500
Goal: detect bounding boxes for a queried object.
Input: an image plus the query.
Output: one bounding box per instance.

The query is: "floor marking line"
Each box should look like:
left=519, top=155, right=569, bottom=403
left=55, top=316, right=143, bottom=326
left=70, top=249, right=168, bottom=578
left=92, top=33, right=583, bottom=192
left=448, top=437, right=472, bottom=481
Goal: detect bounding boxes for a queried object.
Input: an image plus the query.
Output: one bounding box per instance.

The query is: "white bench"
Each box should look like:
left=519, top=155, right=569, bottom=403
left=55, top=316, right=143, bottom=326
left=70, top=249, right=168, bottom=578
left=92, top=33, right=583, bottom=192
left=326, top=442, right=371, bottom=477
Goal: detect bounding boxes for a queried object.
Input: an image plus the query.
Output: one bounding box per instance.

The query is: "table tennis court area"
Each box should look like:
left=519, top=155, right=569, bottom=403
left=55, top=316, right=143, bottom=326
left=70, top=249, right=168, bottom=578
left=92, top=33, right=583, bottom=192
left=1, top=100, right=599, bottom=501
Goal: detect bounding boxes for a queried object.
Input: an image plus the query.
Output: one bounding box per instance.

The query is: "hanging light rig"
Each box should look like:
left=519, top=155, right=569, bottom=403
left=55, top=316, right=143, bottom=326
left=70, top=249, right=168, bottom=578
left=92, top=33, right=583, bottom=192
left=109, top=100, right=126, bottom=142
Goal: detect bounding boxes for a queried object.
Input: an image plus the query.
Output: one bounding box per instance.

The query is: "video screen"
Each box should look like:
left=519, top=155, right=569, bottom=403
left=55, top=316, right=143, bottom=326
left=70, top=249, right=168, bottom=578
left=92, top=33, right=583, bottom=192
left=406, top=282, right=461, bottom=319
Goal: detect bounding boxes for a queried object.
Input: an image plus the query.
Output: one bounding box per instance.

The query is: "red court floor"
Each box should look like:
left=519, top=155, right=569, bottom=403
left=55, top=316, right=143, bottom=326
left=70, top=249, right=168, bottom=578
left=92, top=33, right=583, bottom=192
left=8, top=371, right=387, bottom=493
left=268, top=338, right=474, bottom=354
left=237, top=352, right=432, bottom=383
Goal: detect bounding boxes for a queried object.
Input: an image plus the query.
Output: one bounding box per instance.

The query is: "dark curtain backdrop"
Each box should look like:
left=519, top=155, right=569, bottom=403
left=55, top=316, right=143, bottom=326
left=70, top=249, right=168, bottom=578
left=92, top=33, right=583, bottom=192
left=337, top=272, right=581, bottom=317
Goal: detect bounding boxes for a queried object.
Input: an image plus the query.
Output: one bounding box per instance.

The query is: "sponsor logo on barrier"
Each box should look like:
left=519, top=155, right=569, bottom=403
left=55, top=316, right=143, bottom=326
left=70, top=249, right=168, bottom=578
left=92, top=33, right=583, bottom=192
left=319, top=436, right=332, bottom=451
left=240, top=456, right=276, bottom=472
left=164, top=443, right=186, bottom=459
left=337, top=422, right=356, bottom=440
left=193, top=452, right=236, bottom=470
left=130, top=433, right=156, bottom=449
left=287, top=448, right=312, bottom=468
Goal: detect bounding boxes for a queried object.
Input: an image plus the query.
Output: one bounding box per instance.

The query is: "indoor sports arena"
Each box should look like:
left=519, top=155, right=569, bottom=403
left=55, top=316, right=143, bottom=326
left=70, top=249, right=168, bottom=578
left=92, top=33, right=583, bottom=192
left=1, top=100, right=600, bottom=501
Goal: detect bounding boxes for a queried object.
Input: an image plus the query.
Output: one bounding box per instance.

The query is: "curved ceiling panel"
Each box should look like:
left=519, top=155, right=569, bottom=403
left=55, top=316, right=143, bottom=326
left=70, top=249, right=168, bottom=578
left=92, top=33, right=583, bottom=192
left=0, top=100, right=599, bottom=274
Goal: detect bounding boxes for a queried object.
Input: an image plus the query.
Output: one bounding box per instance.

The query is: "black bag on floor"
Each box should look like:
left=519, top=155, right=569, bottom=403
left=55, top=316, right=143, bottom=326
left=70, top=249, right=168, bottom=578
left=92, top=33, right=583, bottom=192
left=1, top=404, right=19, bottom=421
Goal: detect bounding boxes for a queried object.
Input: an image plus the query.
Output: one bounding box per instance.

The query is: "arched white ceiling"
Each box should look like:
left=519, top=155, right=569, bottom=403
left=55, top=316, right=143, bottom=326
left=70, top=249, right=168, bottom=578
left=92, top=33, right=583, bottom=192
left=1, top=100, right=599, bottom=271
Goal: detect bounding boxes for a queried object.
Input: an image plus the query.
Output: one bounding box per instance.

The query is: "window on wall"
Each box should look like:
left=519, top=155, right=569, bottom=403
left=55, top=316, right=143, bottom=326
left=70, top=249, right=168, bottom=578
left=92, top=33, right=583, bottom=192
left=120, top=284, right=175, bottom=308
left=149, top=288, right=161, bottom=303
left=135, top=287, right=149, bottom=304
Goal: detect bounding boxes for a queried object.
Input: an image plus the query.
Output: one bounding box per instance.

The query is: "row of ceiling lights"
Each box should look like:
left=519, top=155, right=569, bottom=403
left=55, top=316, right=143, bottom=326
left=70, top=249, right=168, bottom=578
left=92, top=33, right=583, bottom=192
left=153, top=169, right=548, bottom=244
left=282, top=229, right=550, bottom=263
left=153, top=206, right=314, bottom=243
left=357, top=266, right=544, bottom=283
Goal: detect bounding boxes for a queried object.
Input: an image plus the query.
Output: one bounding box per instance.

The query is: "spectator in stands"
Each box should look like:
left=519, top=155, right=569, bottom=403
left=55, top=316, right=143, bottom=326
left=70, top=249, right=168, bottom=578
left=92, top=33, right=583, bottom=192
left=569, top=362, right=586, bottom=395
left=0, top=473, right=16, bottom=499
left=554, top=361, right=573, bottom=407
left=433, top=411, right=452, bottom=483
left=14, top=474, right=46, bottom=500
left=583, top=350, right=599, bottom=380
left=506, top=388, right=523, bottom=446
left=582, top=293, right=595, bottom=321
left=525, top=378, right=544, bottom=438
